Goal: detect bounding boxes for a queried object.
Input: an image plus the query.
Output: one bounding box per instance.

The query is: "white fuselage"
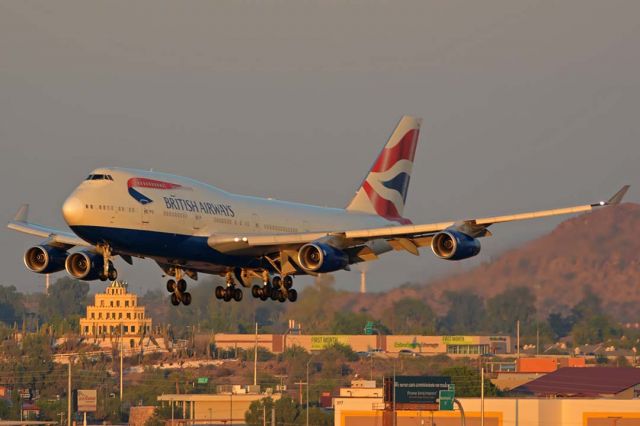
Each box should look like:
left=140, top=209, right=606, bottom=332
left=62, top=167, right=397, bottom=273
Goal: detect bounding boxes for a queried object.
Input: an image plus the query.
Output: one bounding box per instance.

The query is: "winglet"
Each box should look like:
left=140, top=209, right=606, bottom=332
left=13, top=204, right=29, bottom=222
left=607, top=185, right=630, bottom=205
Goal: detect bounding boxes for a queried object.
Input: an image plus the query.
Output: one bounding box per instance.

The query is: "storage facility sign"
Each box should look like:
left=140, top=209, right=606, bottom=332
left=77, top=389, right=97, bottom=412
left=384, top=376, right=451, bottom=404
left=441, top=336, right=476, bottom=345
left=310, top=335, right=349, bottom=350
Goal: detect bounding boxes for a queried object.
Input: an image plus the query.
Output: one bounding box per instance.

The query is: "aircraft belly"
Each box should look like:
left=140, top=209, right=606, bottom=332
left=70, top=225, right=261, bottom=269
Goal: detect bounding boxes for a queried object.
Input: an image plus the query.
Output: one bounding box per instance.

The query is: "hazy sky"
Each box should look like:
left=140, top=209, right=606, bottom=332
left=1, top=1, right=639, bottom=295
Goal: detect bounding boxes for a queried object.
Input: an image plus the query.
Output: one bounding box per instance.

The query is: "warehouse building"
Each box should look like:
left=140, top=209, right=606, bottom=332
left=214, top=333, right=510, bottom=355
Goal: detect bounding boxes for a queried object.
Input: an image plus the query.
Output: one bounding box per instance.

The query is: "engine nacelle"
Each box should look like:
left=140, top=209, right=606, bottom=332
left=431, top=230, right=481, bottom=260
left=24, top=245, right=68, bottom=274
left=65, top=251, right=104, bottom=281
left=298, top=242, right=349, bottom=273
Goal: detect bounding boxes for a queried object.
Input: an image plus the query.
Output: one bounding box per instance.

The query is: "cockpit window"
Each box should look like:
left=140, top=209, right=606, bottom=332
left=85, top=174, right=114, bottom=181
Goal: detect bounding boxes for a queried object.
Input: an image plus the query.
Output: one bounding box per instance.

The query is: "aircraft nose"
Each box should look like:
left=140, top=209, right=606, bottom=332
left=62, top=196, right=84, bottom=225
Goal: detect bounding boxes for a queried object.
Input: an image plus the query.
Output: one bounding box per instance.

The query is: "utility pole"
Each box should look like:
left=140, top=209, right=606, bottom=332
left=306, top=355, right=315, bottom=426
left=120, top=323, right=124, bottom=400
left=254, top=322, right=258, bottom=387
left=67, top=358, right=72, bottom=426
left=481, top=367, right=485, bottom=426
left=516, top=320, right=520, bottom=359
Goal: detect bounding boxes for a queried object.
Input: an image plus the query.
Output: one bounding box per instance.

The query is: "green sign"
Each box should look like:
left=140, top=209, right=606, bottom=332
left=438, top=389, right=455, bottom=411
left=197, top=377, right=209, bottom=384
left=364, top=321, right=374, bottom=335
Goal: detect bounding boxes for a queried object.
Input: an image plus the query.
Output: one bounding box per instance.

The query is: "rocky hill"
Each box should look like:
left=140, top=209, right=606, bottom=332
left=347, top=203, right=640, bottom=321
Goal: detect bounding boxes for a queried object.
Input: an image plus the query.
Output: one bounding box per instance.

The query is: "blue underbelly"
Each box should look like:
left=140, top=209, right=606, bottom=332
left=70, top=225, right=259, bottom=268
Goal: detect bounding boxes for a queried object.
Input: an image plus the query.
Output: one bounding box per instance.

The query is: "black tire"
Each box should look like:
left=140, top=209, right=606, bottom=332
left=223, top=288, right=232, bottom=302
left=270, top=288, right=279, bottom=301
left=166, top=279, right=176, bottom=293
left=287, top=289, right=298, bottom=302
left=278, top=293, right=286, bottom=303
left=272, top=276, right=282, bottom=288
left=177, top=279, right=187, bottom=292
left=99, top=274, right=107, bottom=282
left=233, top=288, right=243, bottom=302
left=215, top=286, right=225, bottom=299
left=182, top=292, right=192, bottom=306
left=108, top=268, right=118, bottom=281
left=259, top=287, right=269, bottom=301
left=283, top=275, right=293, bottom=289
left=170, top=293, right=180, bottom=306
left=252, top=285, right=260, bottom=298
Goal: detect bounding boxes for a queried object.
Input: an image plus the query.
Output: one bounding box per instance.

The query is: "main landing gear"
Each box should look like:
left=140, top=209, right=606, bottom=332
left=251, top=273, right=297, bottom=303
left=166, top=268, right=192, bottom=306
left=98, top=244, right=118, bottom=281
left=215, top=272, right=243, bottom=303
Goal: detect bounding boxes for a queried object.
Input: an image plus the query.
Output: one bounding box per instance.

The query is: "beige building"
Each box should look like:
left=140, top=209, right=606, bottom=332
left=80, top=281, right=152, bottom=349
left=334, top=386, right=640, bottom=425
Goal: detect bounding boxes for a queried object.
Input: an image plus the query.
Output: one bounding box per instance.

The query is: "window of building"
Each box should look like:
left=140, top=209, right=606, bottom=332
left=116, top=301, right=120, bottom=307
left=126, top=313, right=131, bottom=319
left=119, top=313, right=122, bottom=319
left=125, top=301, right=129, bottom=307
left=124, top=326, right=129, bottom=333
left=91, top=313, right=95, bottom=319
left=131, top=326, right=136, bottom=333
left=84, top=326, right=88, bottom=334
left=110, top=301, right=114, bottom=307
left=98, top=313, right=102, bottom=319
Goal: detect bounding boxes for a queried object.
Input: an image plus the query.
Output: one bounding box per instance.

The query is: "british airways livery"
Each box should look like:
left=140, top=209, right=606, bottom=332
left=8, top=117, right=629, bottom=306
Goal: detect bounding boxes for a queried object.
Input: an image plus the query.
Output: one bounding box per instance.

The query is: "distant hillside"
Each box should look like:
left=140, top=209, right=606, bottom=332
left=346, top=203, right=640, bottom=321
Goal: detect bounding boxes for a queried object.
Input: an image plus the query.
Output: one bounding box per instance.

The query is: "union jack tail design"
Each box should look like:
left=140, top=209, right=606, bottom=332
left=346, top=116, right=421, bottom=224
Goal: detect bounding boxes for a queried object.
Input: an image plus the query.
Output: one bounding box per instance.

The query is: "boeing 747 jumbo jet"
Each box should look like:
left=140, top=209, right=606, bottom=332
left=8, top=116, right=629, bottom=306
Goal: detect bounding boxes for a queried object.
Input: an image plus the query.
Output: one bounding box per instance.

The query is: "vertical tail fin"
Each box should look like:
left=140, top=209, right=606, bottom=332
left=346, top=116, right=422, bottom=223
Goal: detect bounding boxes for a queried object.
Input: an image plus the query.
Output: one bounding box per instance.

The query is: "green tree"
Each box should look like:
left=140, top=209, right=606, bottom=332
left=38, top=277, right=90, bottom=323
left=571, top=286, right=603, bottom=322
left=0, top=285, right=25, bottom=325
left=572, top=315, right=622, bottom=345
left=387, top=298, right=436, bottom=334
left=331, top=311, right=373, bottom=334
left=440, top=291, right=486, bottom=333
left=485, top=287, right=536, bottom=333
left=547, top=312, right=574, bottom=339
left=440, top=365, right=500, bottom=397
left=245, top=396, right=300, bottom=426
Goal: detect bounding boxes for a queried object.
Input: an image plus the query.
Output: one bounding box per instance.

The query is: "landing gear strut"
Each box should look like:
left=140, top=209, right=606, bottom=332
left=98, top=244, right=118, bottom=281
left=166, top=267, right=191, bottom=306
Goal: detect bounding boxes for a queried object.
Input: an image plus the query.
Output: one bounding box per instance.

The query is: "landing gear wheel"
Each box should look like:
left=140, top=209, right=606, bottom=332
left=252, top=285, right=261, bottom=298
left=283, top=275, right=293, bottom=289
left=215, top=286, right=225, bottom=299
left=170, top=293, right=180, bottom=306
left=182, top=292, right=192, bottom=306
left=108, top=267, right=118, bottom=281
left=287, top=289, right=298, bottom=302
left=166, top=279, right=176, bottom=293
left=99, top=274, right=108, bottom=282
left=177, top=279, right=187, bottom=292
left=278, top=292, right=287, bottom=303
left=272, top=276, right=282, bottom=288
left=233, top=288, right=243, bottom=302
left=223, top=288, right=233, bottom=302
left=269, top=288, right=279, bottom=301
left=259, top=287, right=269, bottom=301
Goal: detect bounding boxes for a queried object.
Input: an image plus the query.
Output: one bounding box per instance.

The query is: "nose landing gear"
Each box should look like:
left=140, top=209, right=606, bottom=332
left=166, top=268, right=191, bottom=306
left=97, top=244, right=118, bottom=282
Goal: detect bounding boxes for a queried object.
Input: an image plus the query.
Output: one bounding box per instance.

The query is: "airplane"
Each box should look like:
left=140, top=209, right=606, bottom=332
left=7, top=116, right=629, bottom=306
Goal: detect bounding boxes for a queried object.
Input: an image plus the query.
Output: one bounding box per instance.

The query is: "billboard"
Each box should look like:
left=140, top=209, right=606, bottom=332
left=76, top=389, right=97, bottom=412
left=309, top=335, right=350, bottom=350
left=384, top=376, right=451, bottom=404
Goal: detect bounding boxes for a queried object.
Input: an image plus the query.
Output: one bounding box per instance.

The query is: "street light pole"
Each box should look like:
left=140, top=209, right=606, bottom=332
left=306, top=355, right=314, bottom=426
left=67, top=357, right=72, bottom=426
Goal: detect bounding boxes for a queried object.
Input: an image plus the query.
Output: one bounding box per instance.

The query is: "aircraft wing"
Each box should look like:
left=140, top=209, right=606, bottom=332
left=7, top=204, right=90, bottom=248
left=207, top=185, right=629, bottom=257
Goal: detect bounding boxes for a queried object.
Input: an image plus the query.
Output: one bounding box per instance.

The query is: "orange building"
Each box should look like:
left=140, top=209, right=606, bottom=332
left=79, top=281, right=152, bottom=349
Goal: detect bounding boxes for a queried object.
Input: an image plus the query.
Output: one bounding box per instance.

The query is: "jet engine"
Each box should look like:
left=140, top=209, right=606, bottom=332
left=65, top=251, right=104, bottom=281
left=431, top=230, right=481, bottom=260
left=23, top=245, right=68, bottom=274
left=298, top=242, right=349, bottom=273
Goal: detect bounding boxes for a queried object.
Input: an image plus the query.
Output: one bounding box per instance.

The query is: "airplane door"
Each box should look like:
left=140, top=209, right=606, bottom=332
left=252, top=213, right=260, bottom=231
left=193, top=213, right=203, bottom=231
left=142, top=206, right=152, bottom=226
left=302, top=220, right=310, bottom=232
